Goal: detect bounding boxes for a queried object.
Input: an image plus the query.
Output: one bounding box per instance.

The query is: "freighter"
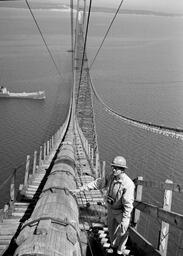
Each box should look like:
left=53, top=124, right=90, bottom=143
left=0, top=86, right=46, bottom=100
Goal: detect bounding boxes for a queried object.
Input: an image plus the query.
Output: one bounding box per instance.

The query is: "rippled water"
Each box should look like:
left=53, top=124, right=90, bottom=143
left=88, top=12, right=183, bottom=255
left=0, top=4, right=183, bottom=255
left=0, top=6, right=72, bottom=206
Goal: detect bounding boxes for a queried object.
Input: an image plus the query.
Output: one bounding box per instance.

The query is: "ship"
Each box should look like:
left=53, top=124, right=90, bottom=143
left=0, top=86, right=46, bottom=100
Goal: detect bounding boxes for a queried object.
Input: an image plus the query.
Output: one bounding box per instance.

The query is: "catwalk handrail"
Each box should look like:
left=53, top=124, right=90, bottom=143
left=134, top=200, right=183, bottom=230
left=132, top=176, right=183, bottom=256
left=134, top=178, right=183, bottom=193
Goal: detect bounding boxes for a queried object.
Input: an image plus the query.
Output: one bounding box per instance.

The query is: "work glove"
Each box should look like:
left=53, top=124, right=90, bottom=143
left=70, top=189, right=81, bottom=195
left=71, top=186, right=86, bottom=195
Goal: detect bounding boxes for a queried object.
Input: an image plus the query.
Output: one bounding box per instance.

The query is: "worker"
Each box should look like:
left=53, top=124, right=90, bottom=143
left=72, top=156, right=135, bottom=255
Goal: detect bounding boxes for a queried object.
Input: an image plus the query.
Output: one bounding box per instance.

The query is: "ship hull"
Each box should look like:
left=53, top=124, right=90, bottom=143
left=0, top=92, right=46, bottom=100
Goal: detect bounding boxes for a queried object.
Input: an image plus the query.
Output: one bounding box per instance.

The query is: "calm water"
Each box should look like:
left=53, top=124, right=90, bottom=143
left=0, top=5, right=73, bottom=205
left=0, top=3, right=183, bottom=255
left=87, top=12, right=183, bottom=255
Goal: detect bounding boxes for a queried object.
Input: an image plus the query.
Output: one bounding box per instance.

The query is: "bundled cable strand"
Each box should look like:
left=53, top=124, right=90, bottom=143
left=74, top=125, right=102, bottom=222
left=73, top=139, right=96, bottom=256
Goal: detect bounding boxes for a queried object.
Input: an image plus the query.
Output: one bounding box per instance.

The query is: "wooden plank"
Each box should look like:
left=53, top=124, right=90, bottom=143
left=24, top=155, right=30, bottom=187
left=129, top=227, right=161, bottom=256
left=32, top=151, right=37, bottom=175
left=158, top=179, right=173, bottom=256
left=132, top=176, right=143, bottom=228
left=0, top=245, right=8, bottom=250
left=134, top=179, right=183, bottom=193
left=0, top=227, right=19, bottom=235
left=134, top=200, right=183, bottom=230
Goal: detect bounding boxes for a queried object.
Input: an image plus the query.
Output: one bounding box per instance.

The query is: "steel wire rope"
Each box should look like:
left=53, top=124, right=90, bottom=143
left=73, top=0, right=80, bottom=58
left=24, top=0, right=76, bottom=154
left=73, top=127, right=96, bottom=256
left=0, top=162, right=25, bottom=190
left=89, top=74, right=183, bottom=140
left=73, top=121, right=96, bottom=222
left=70, top=0, right=74, bottom=71
left=76, top=0, right=92, bottom=109
left=74, top=124, right=101, bottom=222
left=76, top=158, right=103, bottom=222
left=74, top=120, right=107, bottom=226
left=76, top=169, right=106, bottom=226
left=25, top=0, right=64, bottom=80
left=74, top=158, right=102, bottom=256
left=89, top=0, right=125, bottom=70
left=74, top=119, right=106, bottom=225
left=24, top=0, right=71, bottom=146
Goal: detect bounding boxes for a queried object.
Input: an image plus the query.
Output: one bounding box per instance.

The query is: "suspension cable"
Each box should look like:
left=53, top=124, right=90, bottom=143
left=70, top=0, right=74, bottom=70
left=89, top=0, right=125, bottom=69
left=0, top=162, right=25, bottom=190
left=78, top=0, right=92, bottom=88
left=25, top=0, right=64, bottom=79
left=89, top=73, right=183, bottom=140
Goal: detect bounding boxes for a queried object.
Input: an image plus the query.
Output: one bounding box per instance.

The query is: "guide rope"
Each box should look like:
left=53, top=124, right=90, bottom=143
left=0, top=163, right=25, bottom=190
left=25, top=0, right=64, bottom=80
left=89, top=0, right=125, bottom=69
left=74, top=121, right=102, bottom=222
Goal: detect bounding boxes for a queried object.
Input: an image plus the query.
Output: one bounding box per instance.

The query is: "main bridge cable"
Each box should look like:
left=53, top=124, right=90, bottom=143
left=89, top=0, right=125, bottom=70
left=70, top=0, right=74, bottom=71
left=89, top=74, right=183, bottom=140
left=76, top=0, right=92, bottom=109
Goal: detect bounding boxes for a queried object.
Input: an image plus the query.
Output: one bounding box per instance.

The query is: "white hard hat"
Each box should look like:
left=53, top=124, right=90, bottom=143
left=111, top=156, right=128, bottom=169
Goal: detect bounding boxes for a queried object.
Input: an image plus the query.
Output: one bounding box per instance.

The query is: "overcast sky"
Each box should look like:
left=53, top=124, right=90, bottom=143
left=92, top=0, right=183, bottom=13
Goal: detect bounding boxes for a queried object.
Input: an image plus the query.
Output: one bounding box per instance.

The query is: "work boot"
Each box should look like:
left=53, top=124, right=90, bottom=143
left=116, top=249, right=130, bottom=255
left=106, top=248, right=113, bottom=254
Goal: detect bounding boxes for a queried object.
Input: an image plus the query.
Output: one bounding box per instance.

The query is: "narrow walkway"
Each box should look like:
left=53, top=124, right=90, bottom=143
left=0, top=150, right=57, bottom=255
left=73, top=122, right=119, bottom=256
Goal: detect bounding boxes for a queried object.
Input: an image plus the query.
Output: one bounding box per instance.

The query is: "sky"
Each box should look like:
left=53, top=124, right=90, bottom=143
left=92, top=0, right=183, bottom=14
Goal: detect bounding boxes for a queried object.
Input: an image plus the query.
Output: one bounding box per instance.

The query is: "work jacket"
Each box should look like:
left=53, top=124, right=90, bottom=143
left=80, top=172, right=135, bottom=220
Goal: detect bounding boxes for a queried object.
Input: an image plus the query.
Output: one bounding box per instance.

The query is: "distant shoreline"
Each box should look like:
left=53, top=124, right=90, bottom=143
left=0, top=3, right=182, bottom=18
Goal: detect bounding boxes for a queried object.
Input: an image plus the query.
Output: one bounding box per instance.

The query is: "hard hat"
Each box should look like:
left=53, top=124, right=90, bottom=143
left=111, top=156, right=128, bottom=169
